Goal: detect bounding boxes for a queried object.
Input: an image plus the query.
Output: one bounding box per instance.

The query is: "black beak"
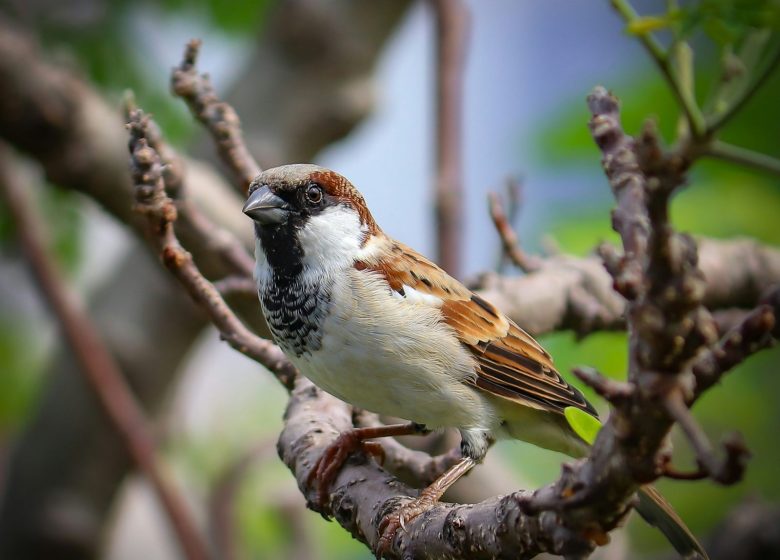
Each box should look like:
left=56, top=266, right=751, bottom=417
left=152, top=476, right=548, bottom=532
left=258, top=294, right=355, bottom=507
left=242, top=185, right=290, bottom=225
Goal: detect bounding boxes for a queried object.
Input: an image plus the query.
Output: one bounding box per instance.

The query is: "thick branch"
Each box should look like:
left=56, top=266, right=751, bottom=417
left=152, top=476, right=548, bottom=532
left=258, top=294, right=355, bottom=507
left=474, top=237, right=780, bottom=337
left=512, top=87, right=775, bottom=555
left=278, top=378, right=590, bottom=559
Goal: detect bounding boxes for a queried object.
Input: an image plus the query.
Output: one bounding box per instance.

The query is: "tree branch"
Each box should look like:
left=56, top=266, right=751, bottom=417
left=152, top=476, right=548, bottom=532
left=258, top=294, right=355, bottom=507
left=474, top=237, right=780, bottom=338
left=171, top=39, right=261, bottom=193
left=127, top=109, right=296, bottom=390
left=0, top=146, right=210, bottom=560
left=429, top=0, right=469, bottom=277
left=119, top=41, right=780, bottom=559
left=692, top=289, right=779, bottom=397
left=487, top=187, right=542, bottom=273
left=610, top=0, right=706, bottom=137
left=278, top=378, right=589, bottom=559
left=125, top=103, right=256, bottom=277
left=0, top=17, right=409, bottom=556
left=703, top=140, right=780, bottom=177
left=706, top=41, right=780, bottom=134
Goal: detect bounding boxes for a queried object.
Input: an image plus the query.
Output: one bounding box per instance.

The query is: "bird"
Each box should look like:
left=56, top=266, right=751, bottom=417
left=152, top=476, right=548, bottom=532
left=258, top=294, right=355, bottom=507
left=242, top=163, right=708, bottom=559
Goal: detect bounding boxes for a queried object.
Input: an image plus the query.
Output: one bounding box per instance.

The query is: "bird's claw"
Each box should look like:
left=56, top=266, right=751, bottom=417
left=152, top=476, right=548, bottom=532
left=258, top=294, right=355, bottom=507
left=374, top=494, right=437, bottom=559
left=307, top=430, right=384, bottom=513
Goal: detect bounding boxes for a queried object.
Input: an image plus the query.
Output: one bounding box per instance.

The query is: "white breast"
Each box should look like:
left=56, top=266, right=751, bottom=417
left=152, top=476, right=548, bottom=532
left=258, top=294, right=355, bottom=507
left=254, top=204, right=499, bottom=434
left=289, top=268, right=498, bottom=432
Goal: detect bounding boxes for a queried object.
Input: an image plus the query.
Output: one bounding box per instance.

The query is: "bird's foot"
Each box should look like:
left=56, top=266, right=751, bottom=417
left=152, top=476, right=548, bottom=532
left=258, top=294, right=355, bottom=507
left=307, top=430, right=385, bottom=512
left=374, top=491, right=439, bottom=558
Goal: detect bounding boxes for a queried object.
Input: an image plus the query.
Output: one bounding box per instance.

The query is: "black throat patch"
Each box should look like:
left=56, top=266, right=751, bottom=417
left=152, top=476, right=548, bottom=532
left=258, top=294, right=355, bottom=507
left=255, top=222, right=304, bottom=280
left=255, top=222, right=330, bottom=357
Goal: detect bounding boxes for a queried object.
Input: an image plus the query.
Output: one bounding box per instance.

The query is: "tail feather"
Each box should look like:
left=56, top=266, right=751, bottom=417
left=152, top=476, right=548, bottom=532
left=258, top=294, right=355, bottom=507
left=636, top=486, right=709, bottom=560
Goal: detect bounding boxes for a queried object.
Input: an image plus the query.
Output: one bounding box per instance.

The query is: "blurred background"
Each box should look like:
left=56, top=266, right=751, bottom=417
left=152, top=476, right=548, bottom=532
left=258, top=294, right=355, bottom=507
left=1, top=0, right=779, bottom=558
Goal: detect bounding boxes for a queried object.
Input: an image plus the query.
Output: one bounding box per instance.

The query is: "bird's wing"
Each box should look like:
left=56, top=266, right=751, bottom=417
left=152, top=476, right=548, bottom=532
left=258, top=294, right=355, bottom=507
left=356, top=241, right=597, bottom=417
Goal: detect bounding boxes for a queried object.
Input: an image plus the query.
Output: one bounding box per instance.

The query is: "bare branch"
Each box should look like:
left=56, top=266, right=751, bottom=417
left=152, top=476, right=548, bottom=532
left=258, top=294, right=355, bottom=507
left=473, top=237, right=780, bottom=338
left=125, top=110, right=255, bottom=278
left=663, top=389, right=749, bottom=484
left=127, top=110, right=296, bottom=390
left=428, top=0, right=469, bottom=277
left=703, top=140, right=780, bottom=177
left=692, top=292, right=778, bottom=397
left=512, top=86, right=775, bottom=557
left=213, top=275, right=258, bottom=297
left=588, top=88, right=649, bottom=300
left=572, top=367, right=634, bottom=405
left=278, top=377, right=590, bottom=559
left=171, top=39, right=261, bottom=193
left=487, top=189, right=542, bottom=273
left=0, top=147, right=210, bottom=560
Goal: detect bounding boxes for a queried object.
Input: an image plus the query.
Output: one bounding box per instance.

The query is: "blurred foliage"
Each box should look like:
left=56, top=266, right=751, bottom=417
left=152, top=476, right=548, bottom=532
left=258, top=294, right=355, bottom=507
left=0, top=1, right=778, bottom=558
left=0, top=0, right=269, bottom=433
left=629, top=0, right=780, bottom=42
left=0, top=186, right=82, bottom=271
left=29, top=0, right=271, bottom=145
left=159, top=0, right=271, bottom=32
left=0, top=320, right=48, bottom=430
left=0, top=186, right=81, bottom=432
left=519, top=3, right=780, bottom=553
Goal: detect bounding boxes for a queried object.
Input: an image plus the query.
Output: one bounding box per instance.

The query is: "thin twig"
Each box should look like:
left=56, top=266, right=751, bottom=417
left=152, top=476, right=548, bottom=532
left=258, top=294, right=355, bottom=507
left=693, top=298, right=778, bottom=397
left=610, top=0, right=706, bottom=137
left=703, top=140, right=780, bottom=177
left=487, top=190, right=541, bottom=273
left=171, top=39, right=261, bottom=193
left=572, top=367, right=634, bottom=405
left=662, top=389, right=720, bottom=476
left=178, top=197, right=255, bottom=277
left=125, top=110, right=255, bottom=277
left=0, top=147, right=211, bottom=560
left=661, top=464, right=709, bottom=481
left=213, top=275, right=257, bottom=297
left=429, top=0, right=469, bottom=277
left=127, top=109, right=297, bottom=390
left=707, top=42, right=780, bottom=134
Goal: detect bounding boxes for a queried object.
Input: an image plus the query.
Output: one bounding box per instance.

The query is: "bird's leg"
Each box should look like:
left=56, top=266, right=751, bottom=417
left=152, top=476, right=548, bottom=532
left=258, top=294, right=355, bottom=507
left=308, top=422, right=428, bottom=511
left=375, top=456, right=477, bottom=558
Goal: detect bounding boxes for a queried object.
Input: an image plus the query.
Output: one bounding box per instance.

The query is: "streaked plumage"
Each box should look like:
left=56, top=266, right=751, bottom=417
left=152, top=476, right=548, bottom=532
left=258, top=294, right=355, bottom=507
left=244, top=164, right=707, bottom=559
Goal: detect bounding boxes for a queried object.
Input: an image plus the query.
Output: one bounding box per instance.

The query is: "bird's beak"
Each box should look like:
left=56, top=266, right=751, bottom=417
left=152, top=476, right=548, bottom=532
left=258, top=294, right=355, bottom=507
left=242, top=185, right=290, bottom=225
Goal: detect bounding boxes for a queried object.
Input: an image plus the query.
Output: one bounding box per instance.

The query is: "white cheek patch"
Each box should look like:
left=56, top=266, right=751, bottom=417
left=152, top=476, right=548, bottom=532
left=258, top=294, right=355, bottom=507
left=297, top=205, right=366, bottom=273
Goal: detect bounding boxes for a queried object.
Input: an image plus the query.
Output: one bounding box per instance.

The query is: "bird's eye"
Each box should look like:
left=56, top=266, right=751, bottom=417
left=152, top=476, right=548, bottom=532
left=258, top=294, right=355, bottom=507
left=305, top=183, right=323, bottom=204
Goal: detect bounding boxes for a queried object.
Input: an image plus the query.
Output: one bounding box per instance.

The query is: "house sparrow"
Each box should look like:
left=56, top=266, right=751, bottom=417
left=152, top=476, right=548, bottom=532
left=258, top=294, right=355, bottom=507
left=243, top=164, right=707, bottom=559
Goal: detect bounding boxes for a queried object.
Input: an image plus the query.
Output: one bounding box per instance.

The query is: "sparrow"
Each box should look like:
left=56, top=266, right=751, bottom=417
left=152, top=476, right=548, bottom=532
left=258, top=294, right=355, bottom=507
left=243, top=164, right=707, bottom=559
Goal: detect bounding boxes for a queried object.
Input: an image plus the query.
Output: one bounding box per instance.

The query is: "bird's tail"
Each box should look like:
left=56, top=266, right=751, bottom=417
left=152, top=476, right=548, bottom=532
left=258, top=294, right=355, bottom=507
left=636, top=485, right=708, bottom=560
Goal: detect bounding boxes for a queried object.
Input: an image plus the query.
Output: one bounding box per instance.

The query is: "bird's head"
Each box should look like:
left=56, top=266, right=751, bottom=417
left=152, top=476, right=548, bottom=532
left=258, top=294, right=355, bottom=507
left=243, top=164, right=380, bottom=273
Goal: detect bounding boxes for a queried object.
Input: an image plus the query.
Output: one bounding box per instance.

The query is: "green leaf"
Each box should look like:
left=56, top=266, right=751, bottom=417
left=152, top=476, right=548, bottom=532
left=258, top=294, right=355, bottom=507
left=564, top=406, right=603, bottom=445
left=627, top=15, right=674, bottom=35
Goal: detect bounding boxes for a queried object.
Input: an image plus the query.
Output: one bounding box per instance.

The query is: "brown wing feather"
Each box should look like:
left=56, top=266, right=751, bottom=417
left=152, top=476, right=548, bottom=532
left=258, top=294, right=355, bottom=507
left=357, top=240, right=597, bottom=417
